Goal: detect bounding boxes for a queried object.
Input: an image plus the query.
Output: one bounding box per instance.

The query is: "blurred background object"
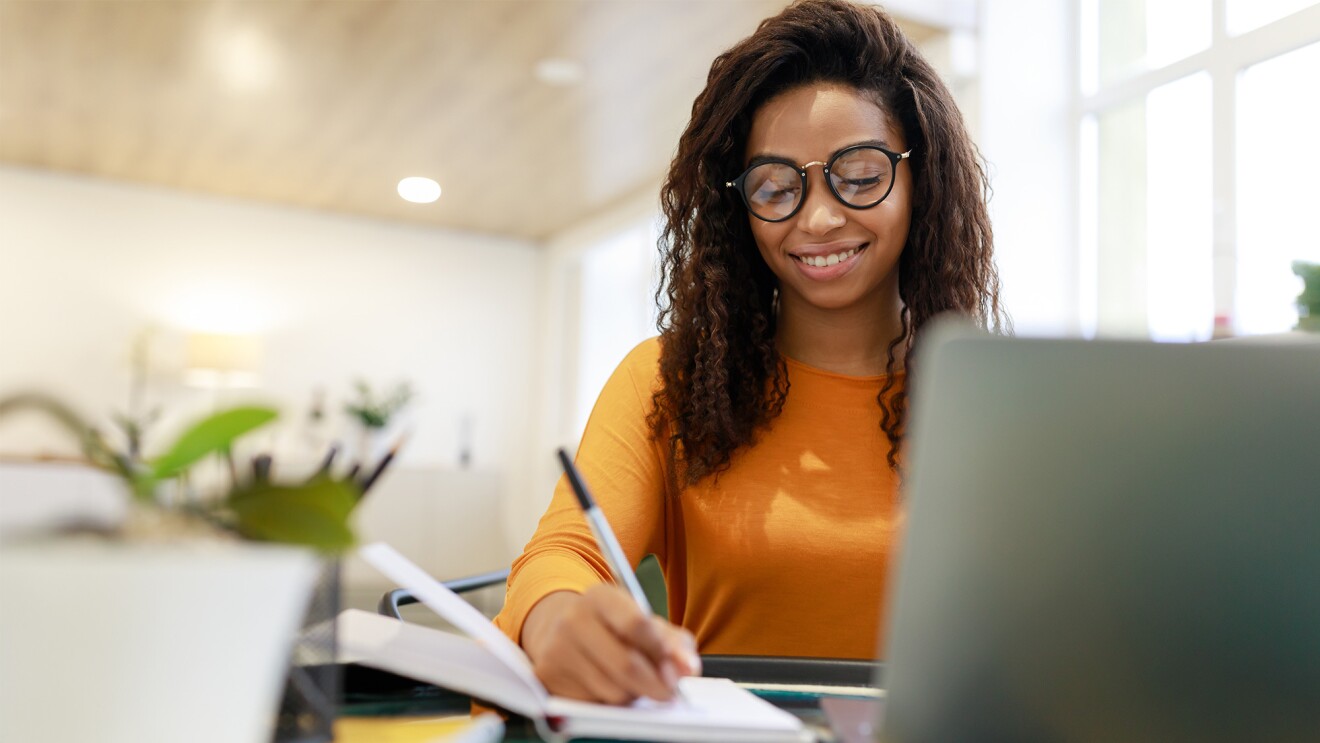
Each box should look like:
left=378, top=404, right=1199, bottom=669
left=184, top=332, right=263, bottom=389
left=1292, top=261, right=1320, bottom=332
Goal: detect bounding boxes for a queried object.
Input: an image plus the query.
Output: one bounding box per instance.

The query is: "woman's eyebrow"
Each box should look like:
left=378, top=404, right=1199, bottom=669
left=745, top=152, right=794, bottom=168
left=744, top=138, right=898, bottom=168
left=847, top=138, right=895, bottom=151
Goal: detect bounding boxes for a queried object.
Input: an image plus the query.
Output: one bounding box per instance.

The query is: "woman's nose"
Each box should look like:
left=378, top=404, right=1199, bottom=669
left=796, top=171, right=846, bottom=235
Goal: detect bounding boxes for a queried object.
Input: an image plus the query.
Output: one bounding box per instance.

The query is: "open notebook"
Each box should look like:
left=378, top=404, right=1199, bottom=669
left=342, top=543, right=808, bottom=742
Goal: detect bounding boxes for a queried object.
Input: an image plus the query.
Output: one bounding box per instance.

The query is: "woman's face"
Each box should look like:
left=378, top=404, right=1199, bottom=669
left=742, top=83, right=912, bottom=317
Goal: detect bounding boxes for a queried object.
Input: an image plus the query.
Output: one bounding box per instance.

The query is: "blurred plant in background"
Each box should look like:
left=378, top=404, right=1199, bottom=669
left=111, top=328, right=161, bottom=464
left=343, top=379, right=414, bottom=431
left=0, top=394, right=357, bottom=550
left=1293, top=261, right=1320, bottom=332
left=342, top=378, right=414, bottom=467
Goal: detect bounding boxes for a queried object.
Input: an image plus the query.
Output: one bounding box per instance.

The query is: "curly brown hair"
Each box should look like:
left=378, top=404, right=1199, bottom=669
left=649, top=0, right=1007, bottom=484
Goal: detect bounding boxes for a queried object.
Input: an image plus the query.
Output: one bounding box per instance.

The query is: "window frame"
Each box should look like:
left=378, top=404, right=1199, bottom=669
left=1076, top=0, right=1320, bottom=337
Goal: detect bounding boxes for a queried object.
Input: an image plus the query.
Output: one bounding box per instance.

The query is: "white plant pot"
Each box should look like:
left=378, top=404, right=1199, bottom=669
left=0, top=542, right=318, bottom=743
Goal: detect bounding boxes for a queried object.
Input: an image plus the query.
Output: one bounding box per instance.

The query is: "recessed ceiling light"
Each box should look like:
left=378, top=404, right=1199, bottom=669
left=534, top=58, right=585, bottom=86
left=208, top=26, right=281, bottom=93
left=397, top=177, right=441, bottom=204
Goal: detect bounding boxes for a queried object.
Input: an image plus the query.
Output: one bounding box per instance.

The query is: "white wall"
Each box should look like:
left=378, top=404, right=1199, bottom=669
left=506, top=188, right=660, bottom=553
left=0, top=165, right=539, bottom=579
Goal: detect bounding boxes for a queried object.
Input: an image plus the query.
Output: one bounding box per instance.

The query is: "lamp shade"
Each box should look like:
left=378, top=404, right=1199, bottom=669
left=185, top=333, right=262, bottom=387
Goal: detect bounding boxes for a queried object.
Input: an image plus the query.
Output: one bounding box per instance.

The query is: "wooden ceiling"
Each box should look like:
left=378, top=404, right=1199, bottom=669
left=0, top=1, right=940, bottom=241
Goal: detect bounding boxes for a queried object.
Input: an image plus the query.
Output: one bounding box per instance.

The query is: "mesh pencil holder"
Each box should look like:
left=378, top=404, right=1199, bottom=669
left=272, top=559, right=341, bottom=743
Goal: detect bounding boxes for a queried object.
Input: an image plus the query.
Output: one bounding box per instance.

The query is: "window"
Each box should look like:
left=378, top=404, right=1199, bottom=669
left=1094, top=0, right=1211, bottom=89
left=1228, top=0, right=1320, bottom=34
left=1079, top=0, right=1320, bottom=338
left=1235, top=40, right=1320, bottom=334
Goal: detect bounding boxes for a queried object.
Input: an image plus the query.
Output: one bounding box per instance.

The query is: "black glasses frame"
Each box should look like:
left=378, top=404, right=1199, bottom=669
left=725, top=144, right=913, bottom=223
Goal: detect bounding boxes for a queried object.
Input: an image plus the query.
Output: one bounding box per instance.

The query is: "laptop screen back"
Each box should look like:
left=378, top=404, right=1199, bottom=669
left=879, top=328, right=1320, bottom=743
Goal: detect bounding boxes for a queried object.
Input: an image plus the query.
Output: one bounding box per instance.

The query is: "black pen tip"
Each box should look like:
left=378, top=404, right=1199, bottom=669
left=557, top=448, right=594, bottom=511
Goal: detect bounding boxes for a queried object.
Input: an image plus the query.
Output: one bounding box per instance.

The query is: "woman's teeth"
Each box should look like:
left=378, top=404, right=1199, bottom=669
left=794, top=248, right=858, bottom=267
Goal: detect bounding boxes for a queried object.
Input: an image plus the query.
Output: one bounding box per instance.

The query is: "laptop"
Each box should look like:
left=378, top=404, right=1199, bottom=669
left=858, top=324, right=1320, bottom=742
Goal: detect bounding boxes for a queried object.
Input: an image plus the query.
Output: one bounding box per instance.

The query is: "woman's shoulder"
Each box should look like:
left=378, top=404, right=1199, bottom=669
left=590, top=337, right=664, bottom=425
left=594, top=336, right=664, bottom=406
left=617, top=336, right=663, bottom=375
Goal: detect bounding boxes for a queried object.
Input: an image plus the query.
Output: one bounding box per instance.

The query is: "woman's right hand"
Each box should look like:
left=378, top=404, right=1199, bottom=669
left=520, top=586, right=701, bottom=705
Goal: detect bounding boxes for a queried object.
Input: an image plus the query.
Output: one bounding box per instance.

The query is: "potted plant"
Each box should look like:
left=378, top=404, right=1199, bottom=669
left=0, top=393, right=357, bottom=743
left=343, top=378, right=414, bottom=461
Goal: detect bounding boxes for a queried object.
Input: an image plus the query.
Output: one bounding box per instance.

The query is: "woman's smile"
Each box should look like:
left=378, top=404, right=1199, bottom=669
left=788, top=242, right=869, bottom=280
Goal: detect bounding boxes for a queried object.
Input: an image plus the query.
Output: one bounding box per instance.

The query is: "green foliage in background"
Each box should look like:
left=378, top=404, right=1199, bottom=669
left=344, top=379, right=414, bottom=430
left=1294, top=261, right=1320, bottom=332
left=0, top=394, right=356, bottom=551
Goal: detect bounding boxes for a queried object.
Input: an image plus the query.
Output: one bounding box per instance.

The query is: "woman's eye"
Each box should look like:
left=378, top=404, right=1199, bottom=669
left=843, top=176, right=883, bottom=188
left=755, top=184, right=799, bottom=203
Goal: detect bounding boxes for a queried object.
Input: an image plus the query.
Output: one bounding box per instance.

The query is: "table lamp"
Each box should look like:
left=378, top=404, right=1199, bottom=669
left=184, top=332, right=262, bottom=388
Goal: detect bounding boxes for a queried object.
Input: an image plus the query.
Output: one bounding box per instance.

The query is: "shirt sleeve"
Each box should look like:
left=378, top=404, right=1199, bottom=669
left=493, top=339, right=670, bottom=646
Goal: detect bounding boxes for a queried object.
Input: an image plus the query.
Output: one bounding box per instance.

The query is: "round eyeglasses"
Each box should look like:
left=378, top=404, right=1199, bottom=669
left=725, top=144, right=912, bottom=223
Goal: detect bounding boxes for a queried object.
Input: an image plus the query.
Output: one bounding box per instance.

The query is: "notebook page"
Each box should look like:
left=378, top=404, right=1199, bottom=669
left=545, top=677, right=806, bottom=741
left=337, top=609, right=543, bottom=719
left=359, top=542, right=548, bottom=704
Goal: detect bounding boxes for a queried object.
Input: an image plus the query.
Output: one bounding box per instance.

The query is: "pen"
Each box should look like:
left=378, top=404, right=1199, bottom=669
left=557, top=448, right=692, bottom=703
left=251, top=453, right=272, bottom=484
left=557, top=448, right=651, bottom=612
left=358, top=434, right=406, bottom=495
left=313, top=443, right=339, bottom=477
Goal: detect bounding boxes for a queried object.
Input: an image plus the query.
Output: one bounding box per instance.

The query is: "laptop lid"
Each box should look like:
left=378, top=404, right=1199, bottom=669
left=878, top=325, right=1320, bottom=742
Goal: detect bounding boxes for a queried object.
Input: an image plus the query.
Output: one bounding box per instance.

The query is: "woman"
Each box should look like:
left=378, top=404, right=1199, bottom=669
left=493, top=0, right=1005, bottom=704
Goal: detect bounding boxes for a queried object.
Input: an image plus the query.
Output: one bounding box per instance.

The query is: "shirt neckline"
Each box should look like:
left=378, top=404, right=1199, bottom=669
left=780, top=353, right=906, bottom=383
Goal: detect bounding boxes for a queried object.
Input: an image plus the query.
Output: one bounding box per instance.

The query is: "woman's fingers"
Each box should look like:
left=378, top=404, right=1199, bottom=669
left=587, top=588, right=701, bottom=679
left=585, top=587, right=669, bottom=660
left=561, top=643, right=637, bottom=705
left=659, top=621, right=702, bottom=677
left=533, top=626, right=633, bottom=705
left=580, top=586, right=681, bottom=700
left=523, top=585, right=698, bottom=704
left=571, top=622, right=677, bottom=702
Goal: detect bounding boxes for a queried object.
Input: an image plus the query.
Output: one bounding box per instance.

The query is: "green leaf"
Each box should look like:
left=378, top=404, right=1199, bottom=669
left=0, top=393, right=142, bottom=493
left=151, top=406, right=278, bottom=480
left=227, top=478, right=358, bottom=551
left=0, top=393, right=92, bottom=441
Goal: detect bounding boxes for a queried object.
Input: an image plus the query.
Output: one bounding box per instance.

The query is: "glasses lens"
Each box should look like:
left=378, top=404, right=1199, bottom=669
left=829, top=148, right=895, bottom=208
left=742, top=163, right=802, bottom=221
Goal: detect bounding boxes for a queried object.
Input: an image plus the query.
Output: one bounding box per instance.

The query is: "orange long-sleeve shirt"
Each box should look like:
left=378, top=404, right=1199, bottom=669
left=494, top=338, right=902, bottom=659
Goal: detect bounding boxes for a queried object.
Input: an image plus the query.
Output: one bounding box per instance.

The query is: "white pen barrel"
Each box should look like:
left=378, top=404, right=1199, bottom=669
left=585, top=507, right=652, bottom=612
